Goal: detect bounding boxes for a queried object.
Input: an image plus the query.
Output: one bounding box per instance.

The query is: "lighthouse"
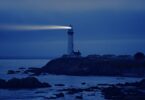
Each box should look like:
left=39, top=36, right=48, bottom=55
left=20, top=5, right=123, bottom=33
left=66, top=25, right=81, bottom=57
left=67, top=25, right=74, bottom=55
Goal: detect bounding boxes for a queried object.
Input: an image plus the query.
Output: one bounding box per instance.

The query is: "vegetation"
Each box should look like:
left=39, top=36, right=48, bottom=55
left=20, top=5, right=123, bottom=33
left=134, top=52, right=145, bottom=60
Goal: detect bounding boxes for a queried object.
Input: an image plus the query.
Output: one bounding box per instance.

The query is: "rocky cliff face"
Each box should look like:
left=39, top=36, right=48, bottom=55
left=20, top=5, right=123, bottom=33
left=40, top=57, right=145, bottom=77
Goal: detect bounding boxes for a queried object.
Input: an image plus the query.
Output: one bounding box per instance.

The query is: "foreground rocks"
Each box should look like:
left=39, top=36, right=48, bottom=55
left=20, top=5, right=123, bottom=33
left=41, top=79, right=145, bottom=100
left=56, top=79, right=145, bottom=100
left=0, top=77, right=51, bottom=89
left=101, top=79, right=145, bottom=100
left=59, top=86, right=99, bottom=95
left=7, top=70, right=20, bottom=74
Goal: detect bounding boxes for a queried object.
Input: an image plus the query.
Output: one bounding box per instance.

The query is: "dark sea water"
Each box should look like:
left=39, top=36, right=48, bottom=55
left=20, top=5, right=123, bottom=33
left=0, top=59, right=49, bottom=74
left=0, top=59, right=143, bottom=100
left=0, top=59, right=49, bottom=68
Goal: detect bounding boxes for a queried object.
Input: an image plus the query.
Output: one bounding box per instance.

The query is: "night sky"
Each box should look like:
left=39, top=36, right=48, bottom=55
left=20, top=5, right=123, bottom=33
left=0, top=0, right=145, bottom=58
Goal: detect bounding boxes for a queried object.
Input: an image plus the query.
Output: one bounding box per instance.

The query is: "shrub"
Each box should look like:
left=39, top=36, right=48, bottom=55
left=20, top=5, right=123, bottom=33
left=134, top=52, right=145, bottom=60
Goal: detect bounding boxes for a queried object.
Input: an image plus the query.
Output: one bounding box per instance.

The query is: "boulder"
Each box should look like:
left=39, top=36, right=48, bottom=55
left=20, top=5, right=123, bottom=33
left=0, top=77, right=51, bottom=89
left=55, top=93, right=64, bottom=98
left=0, top=79, right=6, bottom=88
left=7, top=70, right=16, bottom=74
left=54, top=84, right=65, bottom=86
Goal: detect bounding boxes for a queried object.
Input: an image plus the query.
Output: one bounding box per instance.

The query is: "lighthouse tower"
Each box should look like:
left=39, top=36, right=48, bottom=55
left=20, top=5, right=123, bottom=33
left=67, top=25, right=74, bottom=55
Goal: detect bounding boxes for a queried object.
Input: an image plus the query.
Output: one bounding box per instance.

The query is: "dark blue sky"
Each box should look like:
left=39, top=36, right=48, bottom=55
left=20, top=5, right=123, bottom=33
left=0, top=0, right=145, bottom=58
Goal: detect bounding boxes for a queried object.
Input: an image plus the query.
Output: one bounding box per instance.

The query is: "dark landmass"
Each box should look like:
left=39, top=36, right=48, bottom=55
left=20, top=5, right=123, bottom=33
left=42, top=57, right=145, bottom=76
left=0, top=77, right=51, bottom=89
left=25, top=54, right=145, bottom=77
left=14, top=52, right=145, bottom=77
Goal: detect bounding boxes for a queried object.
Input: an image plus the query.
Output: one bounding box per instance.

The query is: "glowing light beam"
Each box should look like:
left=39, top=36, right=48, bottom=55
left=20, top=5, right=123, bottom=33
left=0, top=25, right=72, bottom=30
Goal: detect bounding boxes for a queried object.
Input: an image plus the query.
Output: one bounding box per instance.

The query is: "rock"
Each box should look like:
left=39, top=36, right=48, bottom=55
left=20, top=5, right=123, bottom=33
left=81, top=82, right=86, bottom=85
left=0, top=77, right=51, bottom=89
left=75, top=95, right=83, bottom=99
left=35, top=91, right=46, bottom=94
left=117, top=79, right=145, bottom=89
left=134, top=52, right=145, bottom=61
left=102, top=79, right=145, bottom=100
left=60, top=86, right=99, bottom=95
left=43, top=93, right=64, bottom=99
left=7, top=70, right=20, bottom=74
left=20, top=57, right=145, bottom=77
left=54, top=84, right=65, bottom=86
left=137, top=79, right=145, bottom=89
left=23, top=71, right=29, bottom=74
left=102, top=86, right=124, bottom=100
left=60, top=88, right=83, bottom=95
left=88, top=93, right=95, bottom=96
left=23, top=68, right=42, bottom=76
left=19, top=67, right=25, bottom=70
left=102, top=86, right=145, bottom=100
left=7, top=70, right=16, bottom=74
left=39, top=57, right=145, bottom=77
left=55, top=93, right=64, bottom=98
left=84, top=86, right=99, bottom=92
left=67, top=88, right=83, bottom=95
left=0, top=79, right=6, bottom=88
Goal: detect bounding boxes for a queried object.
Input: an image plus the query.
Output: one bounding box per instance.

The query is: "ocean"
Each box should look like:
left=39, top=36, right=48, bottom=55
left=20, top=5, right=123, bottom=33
left=0, top=59, right=143, bottom=100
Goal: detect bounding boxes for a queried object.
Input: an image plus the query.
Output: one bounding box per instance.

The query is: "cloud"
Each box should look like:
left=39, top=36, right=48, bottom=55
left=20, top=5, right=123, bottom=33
left=0, top=0, right=145, bottom=12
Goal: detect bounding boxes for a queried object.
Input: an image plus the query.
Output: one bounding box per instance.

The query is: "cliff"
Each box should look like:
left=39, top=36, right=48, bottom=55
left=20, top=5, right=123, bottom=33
left=39, top=57, right=145, bottom=77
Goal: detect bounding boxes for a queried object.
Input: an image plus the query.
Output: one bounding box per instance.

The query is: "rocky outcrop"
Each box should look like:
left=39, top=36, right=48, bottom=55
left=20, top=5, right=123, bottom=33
left=23, top=57, right=145, bottom=77
left=0, top=77, right=51, bottom=89
left=102, top=79, right=145, bottom=100
left=40, top=57, right=145, bottom=77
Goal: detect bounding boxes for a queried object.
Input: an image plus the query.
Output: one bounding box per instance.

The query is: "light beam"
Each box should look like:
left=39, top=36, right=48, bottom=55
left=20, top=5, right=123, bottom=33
left=0, top=25, right=72, bottom=30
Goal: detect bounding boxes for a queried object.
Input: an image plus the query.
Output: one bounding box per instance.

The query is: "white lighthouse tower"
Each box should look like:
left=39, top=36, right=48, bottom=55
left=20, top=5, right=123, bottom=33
left=63, top=25, right=81, bottom=57
left=67, top=25, right=74, bottom=55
